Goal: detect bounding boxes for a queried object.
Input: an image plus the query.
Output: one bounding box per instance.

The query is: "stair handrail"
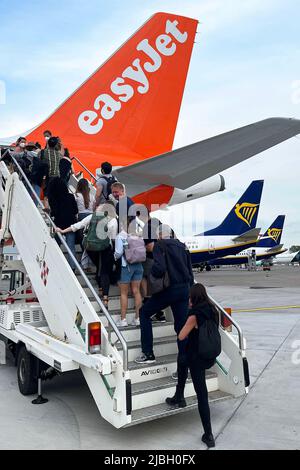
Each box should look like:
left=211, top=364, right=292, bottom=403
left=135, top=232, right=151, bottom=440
left=6, top=156, right=246, bottom=365
left=6, top=156, right=129, bottom=370
left=71, top=155, right=97, bottom=183
left=208, top=294, right=245, bottom=352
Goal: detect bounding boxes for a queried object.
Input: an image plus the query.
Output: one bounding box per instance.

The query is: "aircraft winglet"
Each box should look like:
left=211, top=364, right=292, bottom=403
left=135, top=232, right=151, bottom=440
left=232, top=227, right=261, bottom=243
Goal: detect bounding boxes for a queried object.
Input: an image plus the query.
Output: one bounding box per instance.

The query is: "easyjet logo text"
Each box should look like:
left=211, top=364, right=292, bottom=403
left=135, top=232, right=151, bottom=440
left=78, top=19, right=188, bottom=135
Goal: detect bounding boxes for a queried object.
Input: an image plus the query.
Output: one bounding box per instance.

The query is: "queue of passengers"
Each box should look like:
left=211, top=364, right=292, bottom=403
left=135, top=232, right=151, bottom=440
left=0, top=131, right=219, bottom=448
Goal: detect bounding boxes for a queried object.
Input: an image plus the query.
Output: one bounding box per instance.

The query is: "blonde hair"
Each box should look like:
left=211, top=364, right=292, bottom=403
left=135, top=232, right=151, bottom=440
left=111, top=182, right=125, bottom=192
left=157, top=224, right=174, bottom=239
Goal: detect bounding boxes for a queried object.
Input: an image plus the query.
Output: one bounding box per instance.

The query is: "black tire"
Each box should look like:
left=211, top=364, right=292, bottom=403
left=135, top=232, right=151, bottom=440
left=206, top=265, right=212, bottom=272
left=17, top=346, right=38, bottom=395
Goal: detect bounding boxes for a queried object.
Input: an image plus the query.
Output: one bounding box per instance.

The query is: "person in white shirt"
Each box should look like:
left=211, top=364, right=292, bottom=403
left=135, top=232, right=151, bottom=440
left=75, top=178, right=95, bottom=221
left=56, top=202, right=117, bottom=308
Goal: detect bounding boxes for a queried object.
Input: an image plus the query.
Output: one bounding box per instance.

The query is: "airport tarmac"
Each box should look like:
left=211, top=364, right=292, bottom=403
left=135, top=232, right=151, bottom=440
left=0, top=265, right=299, bottom=450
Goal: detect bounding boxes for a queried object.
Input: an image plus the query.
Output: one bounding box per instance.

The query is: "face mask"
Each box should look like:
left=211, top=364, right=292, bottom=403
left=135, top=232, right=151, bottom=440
left=19, top=143, right=26, bottom=148
left=28, top=151, right=38, bottom=157
left=45, top=136, right=50, bottom=141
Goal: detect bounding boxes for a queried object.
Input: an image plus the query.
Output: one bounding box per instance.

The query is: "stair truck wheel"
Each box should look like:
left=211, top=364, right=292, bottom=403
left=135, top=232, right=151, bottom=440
left=17, top=345, right=38, bottom=395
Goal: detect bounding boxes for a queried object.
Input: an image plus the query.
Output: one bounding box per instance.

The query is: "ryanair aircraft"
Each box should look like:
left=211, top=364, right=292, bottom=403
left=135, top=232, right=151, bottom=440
left=208, top=215, right=286, bottom=266
left=273, top=249, right=300, bottom=265
left=182, top=180, right=263, bottom=267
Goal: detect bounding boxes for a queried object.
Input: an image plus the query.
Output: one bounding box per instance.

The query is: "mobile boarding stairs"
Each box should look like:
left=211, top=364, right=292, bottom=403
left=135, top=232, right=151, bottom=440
left=0, top=157, right=250, bottom=428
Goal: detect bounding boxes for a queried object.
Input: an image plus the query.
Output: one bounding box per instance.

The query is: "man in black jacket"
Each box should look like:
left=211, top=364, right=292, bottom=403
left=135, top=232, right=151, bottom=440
left=135, top=224, right=194, bottom=364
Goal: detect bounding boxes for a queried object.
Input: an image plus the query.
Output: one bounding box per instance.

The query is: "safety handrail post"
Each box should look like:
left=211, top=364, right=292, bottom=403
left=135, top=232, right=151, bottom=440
left=72, top=156, right=97, bottom=183
left=208, top=294, right=245, bottom=352
left=5, top=156, right=128, bottom=370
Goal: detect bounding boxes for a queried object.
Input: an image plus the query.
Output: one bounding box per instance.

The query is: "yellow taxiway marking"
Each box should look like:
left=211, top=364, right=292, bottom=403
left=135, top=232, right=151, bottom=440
left=232, top=305, right=300, bottom=313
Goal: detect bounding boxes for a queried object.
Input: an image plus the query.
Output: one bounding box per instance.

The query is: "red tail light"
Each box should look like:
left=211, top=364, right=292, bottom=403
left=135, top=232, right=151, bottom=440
left=25, top=288, right=38, bottom=303
left=88, top=322, right=101, bottom=354
left=222, top=307, right=232, bottom=332
left=6, top=297, right=15, bottom=304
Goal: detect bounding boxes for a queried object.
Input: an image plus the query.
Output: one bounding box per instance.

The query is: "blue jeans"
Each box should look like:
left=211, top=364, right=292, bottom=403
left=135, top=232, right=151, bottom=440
left=119, top=263, right=143, bottom=283
left=65, top=232, right=76, bottom=270
left=139, top=283, right=189, bottom=356
left=32, top=184, right=41, bottom=205
left=78, top=212, right=92, bottom=221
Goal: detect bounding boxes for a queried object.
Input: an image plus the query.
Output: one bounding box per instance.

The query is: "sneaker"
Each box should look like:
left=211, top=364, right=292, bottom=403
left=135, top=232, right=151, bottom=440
left=116, top=318, right=128, bottom=327
left=131, top=317, right=140, bottom=327
left=151, top=312, right=166, bottom=323
left=134, top=353, right=156, bottom=364
left=172, top=371, right=192, bottom=381
left=165, top=395, right=187, bottom=408
left=201, top=433, right=215, bottom=448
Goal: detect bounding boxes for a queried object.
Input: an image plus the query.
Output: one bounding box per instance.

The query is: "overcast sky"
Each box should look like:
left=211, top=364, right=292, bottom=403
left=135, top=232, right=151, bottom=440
left=0, top=0, right=299, bottom=246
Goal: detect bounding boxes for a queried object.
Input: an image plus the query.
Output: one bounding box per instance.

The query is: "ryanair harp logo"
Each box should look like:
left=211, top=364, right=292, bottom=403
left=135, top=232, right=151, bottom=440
left=234, top=203, right=259, bottom=227
left=267, top=228, right=282, bottom=243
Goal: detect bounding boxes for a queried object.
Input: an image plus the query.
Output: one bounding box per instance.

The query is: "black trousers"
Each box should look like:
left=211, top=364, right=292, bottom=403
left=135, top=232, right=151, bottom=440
left=87, top=246, right=113, bottom=296
left=139, top=284, right=189, bottom=355
left=176, top=357, right=212, bottom=436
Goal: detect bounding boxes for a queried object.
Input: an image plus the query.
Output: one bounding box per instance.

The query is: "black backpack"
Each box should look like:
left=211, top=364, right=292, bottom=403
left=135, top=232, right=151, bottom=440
left=19, top=153, right=32, bottom=178
left=198, top=316, right=221, bottom=361
left=98, top=174, right=117, bottom=200
left=30, top=158, right=49, bottom=185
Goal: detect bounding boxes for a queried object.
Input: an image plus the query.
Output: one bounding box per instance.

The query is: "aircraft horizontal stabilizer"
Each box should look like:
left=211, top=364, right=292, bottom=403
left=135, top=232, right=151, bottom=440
left=114, top=118, right=300, bottom=189
left=232, top=228, right=261, bottom=243
left=266, top=244, right=284, bottom=253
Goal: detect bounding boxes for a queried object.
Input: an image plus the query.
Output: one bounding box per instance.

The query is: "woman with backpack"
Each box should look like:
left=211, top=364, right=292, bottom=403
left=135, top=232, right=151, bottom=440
left=114, top=217, right=146, bottom=327
left=56, top=202, right=118, bottom=308
left=166, top=283, right=220, bottom=448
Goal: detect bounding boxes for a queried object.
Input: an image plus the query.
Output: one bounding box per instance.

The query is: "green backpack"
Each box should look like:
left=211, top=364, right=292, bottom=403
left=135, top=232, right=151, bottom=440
left=83, top=212, right=110, bottom=252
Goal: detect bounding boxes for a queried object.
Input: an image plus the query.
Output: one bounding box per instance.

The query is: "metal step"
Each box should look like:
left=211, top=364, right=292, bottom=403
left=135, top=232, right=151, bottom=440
left=129, top=353, right=178, bottom=371
left=98, top=307, right=136, bottom=323
left=90, top=296, right=135, bottom=311
left=118, top=335, right=178, bottom=362
left=98, top=309, right=174, bottom=340
left=122, top=335, right=177, bottom=351
left=109, top=321, right=174, bottom=343
left=90, top=301, right=102, bottom=313
left=127, top=390, right=232, bottom=426
left=61, top=245, right=82, bottom=254
left=89, top=298, right=130, bottom=312
left=131, top=372, right=219, bottom=410
left=103, top=308, right=167, bottom=321
left=76, top=274, right=125, bottom=296
left=132, top=371, right=216, bottom=395
left=78, top=281, right=121, bottom=298
left=129, top=353, right=178, bottom=384
left=76, top=274, right=97, bottom=285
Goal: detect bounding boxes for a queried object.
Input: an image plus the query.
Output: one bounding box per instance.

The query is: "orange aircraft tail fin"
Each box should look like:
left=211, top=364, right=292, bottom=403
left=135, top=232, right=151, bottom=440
left=27, top=13, right=198, bottom=173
